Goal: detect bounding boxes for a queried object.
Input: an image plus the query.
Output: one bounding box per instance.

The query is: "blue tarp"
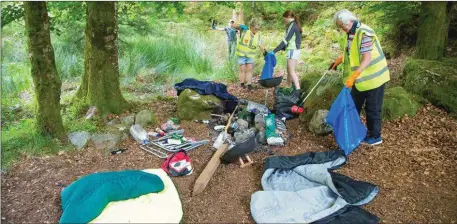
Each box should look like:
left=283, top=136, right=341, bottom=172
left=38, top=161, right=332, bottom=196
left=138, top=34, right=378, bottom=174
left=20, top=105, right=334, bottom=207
left=174, top=78, right=238, bottom=101
left=326, top=87, right=367, bottom=155
left=260, top=53, right=277, bottom=80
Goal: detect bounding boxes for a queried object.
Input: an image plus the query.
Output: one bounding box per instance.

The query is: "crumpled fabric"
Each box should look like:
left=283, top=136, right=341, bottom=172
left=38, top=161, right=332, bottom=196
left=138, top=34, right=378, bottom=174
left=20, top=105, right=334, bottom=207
left=326, top=87, right=366, bottom=155
left=174, top=78, right=238, bottom=101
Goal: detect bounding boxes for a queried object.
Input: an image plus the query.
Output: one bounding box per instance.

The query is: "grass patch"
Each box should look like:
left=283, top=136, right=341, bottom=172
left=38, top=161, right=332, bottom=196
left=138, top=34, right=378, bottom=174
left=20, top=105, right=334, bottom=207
left=1, top=119, right=67, bottom=169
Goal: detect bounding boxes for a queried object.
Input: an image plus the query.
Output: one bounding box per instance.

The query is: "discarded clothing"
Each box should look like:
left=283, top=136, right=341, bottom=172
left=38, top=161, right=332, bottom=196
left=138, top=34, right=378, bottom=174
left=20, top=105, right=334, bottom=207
left=250, top=150, right=379, bottom=223
left=174, top=78, right=238, bottom=101
left=60, top=170, right=164, bottom=224
left=261, top=52, right=277, bottom=80
left=326, top=87, right=367, bottom=155
left=91, top=169, right=183, bottom=223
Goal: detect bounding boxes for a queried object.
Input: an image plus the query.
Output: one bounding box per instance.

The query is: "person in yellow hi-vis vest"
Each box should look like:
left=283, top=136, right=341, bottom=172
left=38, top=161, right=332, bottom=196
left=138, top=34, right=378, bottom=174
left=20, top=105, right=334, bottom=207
left=234, top=19, right=265, bottom=91
left=329, top=9, right=390, bottom=146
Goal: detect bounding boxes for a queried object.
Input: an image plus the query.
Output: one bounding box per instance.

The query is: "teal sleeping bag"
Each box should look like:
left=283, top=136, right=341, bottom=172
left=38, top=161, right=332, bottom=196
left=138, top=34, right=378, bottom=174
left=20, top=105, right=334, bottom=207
left=60, top=170, right=164, bottom=223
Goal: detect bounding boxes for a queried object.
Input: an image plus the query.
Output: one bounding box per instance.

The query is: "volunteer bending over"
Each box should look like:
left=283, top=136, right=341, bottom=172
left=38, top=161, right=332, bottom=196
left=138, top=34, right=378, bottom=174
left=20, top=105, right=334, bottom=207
left=330, top=9, right=390, bottom=146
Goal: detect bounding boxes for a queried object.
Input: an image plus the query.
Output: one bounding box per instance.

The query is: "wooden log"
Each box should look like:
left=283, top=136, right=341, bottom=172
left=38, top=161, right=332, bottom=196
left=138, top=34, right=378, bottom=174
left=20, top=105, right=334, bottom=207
left=192, top=105, right=238, bottom=196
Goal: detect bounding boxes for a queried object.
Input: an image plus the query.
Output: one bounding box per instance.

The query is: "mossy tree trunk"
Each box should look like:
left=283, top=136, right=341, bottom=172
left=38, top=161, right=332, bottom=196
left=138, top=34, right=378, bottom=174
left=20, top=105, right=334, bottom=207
left=76, top=2, right=129, bottom=115
left=23, top=2, right=65, bottom=138
left=415, top=2, right=454, bottom=60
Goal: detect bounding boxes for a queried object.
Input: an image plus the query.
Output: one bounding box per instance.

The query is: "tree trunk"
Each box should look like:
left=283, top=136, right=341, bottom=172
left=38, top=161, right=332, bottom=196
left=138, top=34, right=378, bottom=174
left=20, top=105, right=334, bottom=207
left=415, top=2, right=453, bottom=60
left=23, top=2, right=65, bottom=138
left=76, top=2, right=129, bottom=115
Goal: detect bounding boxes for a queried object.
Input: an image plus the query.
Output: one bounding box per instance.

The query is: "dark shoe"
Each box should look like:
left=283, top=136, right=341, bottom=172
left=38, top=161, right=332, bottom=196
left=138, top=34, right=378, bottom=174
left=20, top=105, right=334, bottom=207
left=247, top=84, right=253, bottom=91
left=363, top=136, right=383, bottom=146
left=240, top=83, right=246, bottom=88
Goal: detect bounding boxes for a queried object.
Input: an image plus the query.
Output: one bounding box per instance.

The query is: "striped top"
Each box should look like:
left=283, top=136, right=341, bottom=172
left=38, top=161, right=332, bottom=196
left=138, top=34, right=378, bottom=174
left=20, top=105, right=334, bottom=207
left=346, top=33, right=373, bottom=55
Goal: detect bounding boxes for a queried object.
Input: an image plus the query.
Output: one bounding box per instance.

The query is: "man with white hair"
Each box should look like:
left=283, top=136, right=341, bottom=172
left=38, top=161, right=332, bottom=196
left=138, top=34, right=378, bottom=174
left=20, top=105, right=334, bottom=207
left=330, top=9, right=390, bottom=146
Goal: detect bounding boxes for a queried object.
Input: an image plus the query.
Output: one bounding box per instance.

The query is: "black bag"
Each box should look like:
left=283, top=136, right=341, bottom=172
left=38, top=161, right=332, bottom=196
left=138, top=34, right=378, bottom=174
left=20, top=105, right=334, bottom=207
left=274, top=88, right=301, bottom=120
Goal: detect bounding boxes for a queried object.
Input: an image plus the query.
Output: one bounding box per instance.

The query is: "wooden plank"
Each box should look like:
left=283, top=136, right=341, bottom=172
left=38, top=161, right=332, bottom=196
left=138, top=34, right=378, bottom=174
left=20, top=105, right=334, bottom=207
left=192, top=105, right=238, bottom=196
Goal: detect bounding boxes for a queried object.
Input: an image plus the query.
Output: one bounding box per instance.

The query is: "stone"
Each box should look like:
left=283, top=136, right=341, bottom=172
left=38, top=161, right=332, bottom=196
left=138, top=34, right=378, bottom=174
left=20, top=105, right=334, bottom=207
left=121, top=114, right=135, bottom=127
left=106, top=124, right=129, bottom=141
left=299, top=71, right=343, bottom=122
left=91, top=133, right=121, bottom=153
left=106, top=118, right=120, bottom=126
left=254, top=114, right=265, bottom=131
left=68, top=131, right=90, bottom=150
left=177, top=89, right=222, bottom=121
left=234, top=128, right=256, bottom=144
left=382, top=87, right=420, bottom=121
left=404, top=58, right=457, bottom=115
left=135, top=110, right=157, bottom=127
left=309, top=109, right=333, bottom=135
left=236, top=118, right=249, bottom=131
left=256, top=130, right=267, bottom=145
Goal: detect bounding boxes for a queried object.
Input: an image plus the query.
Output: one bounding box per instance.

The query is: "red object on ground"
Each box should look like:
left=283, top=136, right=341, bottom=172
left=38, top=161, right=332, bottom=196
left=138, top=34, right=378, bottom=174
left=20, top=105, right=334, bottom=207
left=291, top=105, right=304, bottom=114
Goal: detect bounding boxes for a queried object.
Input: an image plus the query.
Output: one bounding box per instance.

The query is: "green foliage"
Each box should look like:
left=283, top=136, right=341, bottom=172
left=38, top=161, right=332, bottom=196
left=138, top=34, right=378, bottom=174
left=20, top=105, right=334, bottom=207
left=1, top=119, right=65, bottom=169
left=1, top=2, right=24, bottom=28
left=382, top=87, right=421, bottom=121
left=299, top=70, right=344, bottom=122
left=403, top=58, right=457, bottom=115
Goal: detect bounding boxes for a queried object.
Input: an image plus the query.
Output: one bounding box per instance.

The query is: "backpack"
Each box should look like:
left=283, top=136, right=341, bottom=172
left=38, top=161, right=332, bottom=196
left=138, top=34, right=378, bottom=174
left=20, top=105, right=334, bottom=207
left=161, top=150, right=193, bottom=177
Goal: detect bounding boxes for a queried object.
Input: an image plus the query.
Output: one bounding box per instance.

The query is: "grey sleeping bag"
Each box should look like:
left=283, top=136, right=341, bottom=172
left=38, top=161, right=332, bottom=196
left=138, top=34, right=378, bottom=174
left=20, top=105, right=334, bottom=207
left=250, top=151, right=380, bottom=223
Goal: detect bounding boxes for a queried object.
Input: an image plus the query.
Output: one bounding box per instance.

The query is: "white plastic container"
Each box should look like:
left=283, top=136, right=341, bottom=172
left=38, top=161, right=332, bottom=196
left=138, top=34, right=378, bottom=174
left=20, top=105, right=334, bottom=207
left=130, top=124, right=150, bottom=145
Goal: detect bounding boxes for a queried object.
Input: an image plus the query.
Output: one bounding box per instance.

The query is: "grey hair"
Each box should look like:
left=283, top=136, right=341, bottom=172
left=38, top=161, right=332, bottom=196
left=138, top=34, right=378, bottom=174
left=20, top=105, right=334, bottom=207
left=333, top=9, right=357, bottom=25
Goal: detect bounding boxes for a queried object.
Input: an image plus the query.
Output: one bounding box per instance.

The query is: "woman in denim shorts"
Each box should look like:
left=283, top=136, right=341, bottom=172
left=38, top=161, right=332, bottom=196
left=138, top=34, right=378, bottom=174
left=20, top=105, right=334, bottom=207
left=234, top=19, right=264, bottom=91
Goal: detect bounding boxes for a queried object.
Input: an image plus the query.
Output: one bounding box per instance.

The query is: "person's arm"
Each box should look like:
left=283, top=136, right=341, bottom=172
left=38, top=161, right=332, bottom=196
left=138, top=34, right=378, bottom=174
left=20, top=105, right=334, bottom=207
left=233, top=23, right=248, bottom=31
left=273, top=22, right=296, bottom=53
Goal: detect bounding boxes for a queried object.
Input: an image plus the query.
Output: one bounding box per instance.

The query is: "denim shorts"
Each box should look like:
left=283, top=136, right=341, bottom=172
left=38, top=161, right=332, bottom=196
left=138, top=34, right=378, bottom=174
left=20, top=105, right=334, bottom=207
left=237, top=56, right=254, bottom=65
left=286, top=49, right=301, bottom=60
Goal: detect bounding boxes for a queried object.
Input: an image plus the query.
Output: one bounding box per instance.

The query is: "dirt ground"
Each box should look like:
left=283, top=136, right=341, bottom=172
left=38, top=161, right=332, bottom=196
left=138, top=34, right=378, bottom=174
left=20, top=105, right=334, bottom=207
left=2, top=83, right=457, bottom=223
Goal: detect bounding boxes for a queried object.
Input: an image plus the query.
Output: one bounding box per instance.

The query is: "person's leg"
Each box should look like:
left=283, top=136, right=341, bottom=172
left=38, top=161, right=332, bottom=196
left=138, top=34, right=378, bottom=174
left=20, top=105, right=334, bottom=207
left=286, top=51, right=293, bottom=87
left=364, top=83, right=386, bottom=139
left=287, top=58, right=300, bottom=90
left=238, top=56, right=246, bottom=87
left=351, top=85, right=367, bottom=116
left=246, top=61, right=254, bottom=90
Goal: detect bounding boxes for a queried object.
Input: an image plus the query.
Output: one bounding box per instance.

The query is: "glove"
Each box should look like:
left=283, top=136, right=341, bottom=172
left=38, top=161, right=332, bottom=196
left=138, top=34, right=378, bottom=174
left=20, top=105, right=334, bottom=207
left=239, top=24, right=248, bottom=31
left=329, top=56, right=343, bottom=70
left=345, top=70, right=361, bottom=88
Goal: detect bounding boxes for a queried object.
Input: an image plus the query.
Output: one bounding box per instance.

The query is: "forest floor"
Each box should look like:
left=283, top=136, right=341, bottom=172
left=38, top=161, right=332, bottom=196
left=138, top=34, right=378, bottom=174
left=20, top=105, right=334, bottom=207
left=2, top=80, right=457, bottom=223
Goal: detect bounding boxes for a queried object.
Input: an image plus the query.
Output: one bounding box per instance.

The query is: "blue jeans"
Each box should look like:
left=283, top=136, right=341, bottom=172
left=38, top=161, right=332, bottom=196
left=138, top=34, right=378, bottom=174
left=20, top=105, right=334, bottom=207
left=351, top=83, right=386, bottom=138
left=237, top=56, right=254, bottom=65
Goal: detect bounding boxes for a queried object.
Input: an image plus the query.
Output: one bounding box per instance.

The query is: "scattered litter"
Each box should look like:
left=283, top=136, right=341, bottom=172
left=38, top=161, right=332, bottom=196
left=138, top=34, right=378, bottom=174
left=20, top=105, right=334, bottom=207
left=214, top=125, right=225, bottom=132
left=194, top=120, right=210, bottom=124
left=111, top=148, right=127, bottom=155
left=130, top=124, right=150, bottom=145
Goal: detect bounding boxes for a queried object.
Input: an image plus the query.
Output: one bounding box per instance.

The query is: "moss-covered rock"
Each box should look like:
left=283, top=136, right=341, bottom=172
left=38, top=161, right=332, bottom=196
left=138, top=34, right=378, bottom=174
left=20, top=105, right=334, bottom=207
left=403, top=58, right=457, bottom=115
left=382, top=87, right=421, bottom=121
left=299, top=71, right=344, bottom=122
left=177, top=89, right=222, bottom=120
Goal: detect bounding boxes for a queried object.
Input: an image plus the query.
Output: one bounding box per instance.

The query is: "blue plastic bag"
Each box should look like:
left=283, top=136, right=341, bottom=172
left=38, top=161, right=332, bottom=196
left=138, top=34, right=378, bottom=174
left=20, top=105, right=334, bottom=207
left=260, top=53, right=276, bottom=80
left=326, top=87, right=367, bottom=155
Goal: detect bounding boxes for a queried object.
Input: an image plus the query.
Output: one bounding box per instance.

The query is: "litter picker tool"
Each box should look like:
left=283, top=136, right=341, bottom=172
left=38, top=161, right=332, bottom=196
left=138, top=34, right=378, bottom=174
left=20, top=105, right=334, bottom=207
left=192, top=105, right=238, bottom=196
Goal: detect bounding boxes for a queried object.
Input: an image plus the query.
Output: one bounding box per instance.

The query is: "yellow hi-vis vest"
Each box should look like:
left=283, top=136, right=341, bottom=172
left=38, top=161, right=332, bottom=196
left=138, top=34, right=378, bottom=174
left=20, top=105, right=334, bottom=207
left=343, top=23, right=390, bottom=91
left=236, top=30, right=261, bottom=58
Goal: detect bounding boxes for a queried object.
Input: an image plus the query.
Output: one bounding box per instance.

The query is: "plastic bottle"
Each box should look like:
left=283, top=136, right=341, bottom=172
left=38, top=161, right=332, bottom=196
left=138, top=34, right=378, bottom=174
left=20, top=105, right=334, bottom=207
left=130, top=124, right=150, bottom=145
left=245, top=100, right=269, bottom=114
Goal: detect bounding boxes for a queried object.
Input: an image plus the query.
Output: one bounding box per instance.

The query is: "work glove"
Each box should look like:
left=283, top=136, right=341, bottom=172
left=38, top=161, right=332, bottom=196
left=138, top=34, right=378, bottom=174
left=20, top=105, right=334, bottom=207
left=329, top=56, right=343, bottom=70
left=345, top=70, right=361, bottom=88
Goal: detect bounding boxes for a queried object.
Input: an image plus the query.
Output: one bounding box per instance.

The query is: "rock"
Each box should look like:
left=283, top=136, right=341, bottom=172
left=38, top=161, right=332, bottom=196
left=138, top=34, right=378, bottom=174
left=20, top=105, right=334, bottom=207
left=236, top=118, right=249, bottom=131
left=404, top=58, right=457, bottom=115
left=106, top=118, right=120, bottom=126
left=256, top=130, right=267, bottom=145
left=234, top=128, right=256, bottom=144
left=382, top=87, right=420, bottom=121
left=309, top=110, right=333, bottom=135
left=254, top=114, right=265, bottom=131
left=135, top=110, right=157, bottom=127
left=85, top=106, right=98, bottom=120
left=177, top=89, right=222, bottom=121
left=106, top=124, right=129, bottom=141
left=68, top=131, right=90, bottom=150
left=121, top=114, right=135, bottom=127
left=299, top=71, right=343, bottom=122
left=91, top=133, right=121, bottom=153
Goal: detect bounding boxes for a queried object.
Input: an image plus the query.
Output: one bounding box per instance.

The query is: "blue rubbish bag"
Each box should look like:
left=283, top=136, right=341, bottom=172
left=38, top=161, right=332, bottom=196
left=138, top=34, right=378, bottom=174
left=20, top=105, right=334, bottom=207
left=260, top=52, right=276, bottom=80
left=326, top=87, right=367, bottom=155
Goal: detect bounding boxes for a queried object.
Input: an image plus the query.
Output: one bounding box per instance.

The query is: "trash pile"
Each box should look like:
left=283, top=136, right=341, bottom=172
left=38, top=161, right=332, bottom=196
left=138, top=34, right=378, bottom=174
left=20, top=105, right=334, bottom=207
left=129, top=118, right=209, bottom=177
